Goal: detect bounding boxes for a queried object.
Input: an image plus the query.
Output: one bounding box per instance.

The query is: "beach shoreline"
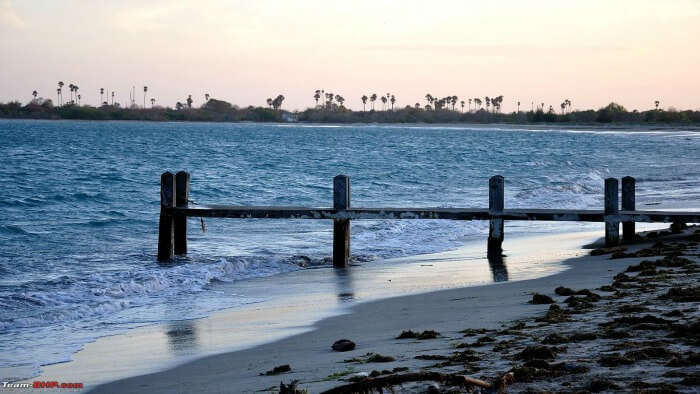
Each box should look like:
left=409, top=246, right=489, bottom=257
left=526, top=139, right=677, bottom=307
left=79, top=224, right=700, bottom=393
left=31, top=228, right=599, bottom=389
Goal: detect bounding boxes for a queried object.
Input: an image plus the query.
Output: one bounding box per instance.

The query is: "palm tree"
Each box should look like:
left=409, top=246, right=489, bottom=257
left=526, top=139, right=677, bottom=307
left=492, top=96, right=503, bottom=113
left=390, top=95, right=396, bottom=110
left=654, top=100, right=660, bottom=110
left=560, top=102, right=567, bottom=114
left=460, top=100, right=465, bottom=113
left=380, top=95, right=388, bottom=110
left=57, top=81, right=64, bottom=106
left=111, top=91, right=115, bottom=105
left=314, top=90, right=321, bottom=106
left=336, top=95, right=345, bottom=107
left=205, top=93, right=210, bottom=102
left=266, top=98, right=273, bottom=108
left=32, top=90, right=38, bottom=101
left=77, top=94, right=81, bottom=105
left=361, top=95, right=368, bottom=111
left=540, top=102, right=545, bottom=111
left=370, top=93, right=377, bottom=110
left=68, top=84, right=78, bottom=105
left=485, top=97, right=491, bottom=112
left=186, top=94, right=193, bottom=108
left=468, top=98, right=472, bottom=112
left=272, top=94, right=285, bottom=110
left=451, top=96, right=458, bottom=111
left=143, top=86, right=148, bottom=108
left=68, top=84, right=77, bottom=105
left=74, top=85, right=79, bottom=104
left=100, top=88, right=104, bottom=106
left=150, top=98, right=156, bottom=107
left=56, top=88, right=61, bottom=104
left=517, top=101, right=521, bottom=113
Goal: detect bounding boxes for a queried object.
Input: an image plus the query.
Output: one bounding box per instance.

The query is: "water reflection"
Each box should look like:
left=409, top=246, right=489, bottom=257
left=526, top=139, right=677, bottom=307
left=333, top=268, right=355, bottom=303
left=164, top=320, right=198, bottom=355
left=487, top=250, right=509, bottom=282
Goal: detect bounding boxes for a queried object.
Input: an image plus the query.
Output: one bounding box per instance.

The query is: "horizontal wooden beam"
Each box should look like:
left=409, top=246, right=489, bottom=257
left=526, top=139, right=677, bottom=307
left=618, top=210, right=700, bottom=223
left=170, top=206, right=699, bottom=224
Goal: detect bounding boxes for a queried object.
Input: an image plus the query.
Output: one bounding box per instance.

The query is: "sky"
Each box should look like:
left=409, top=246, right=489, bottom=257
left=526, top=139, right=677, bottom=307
left=1, top=0, right=699, bottom=112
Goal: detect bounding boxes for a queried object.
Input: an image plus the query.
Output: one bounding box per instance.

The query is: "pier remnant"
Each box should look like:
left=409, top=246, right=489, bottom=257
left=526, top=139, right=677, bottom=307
left=175, top=171, right=190, bottom=255
left=621, top=176, right=635, bottom=242
left=488, top=175, right=505, bottom=254
left=158, top=172, right=175, bottom=260
left=156, top=172, right=699, bottom=264
left=333, top=175, right=351, bottom=268
left=604, top=178, right=620, bottom=246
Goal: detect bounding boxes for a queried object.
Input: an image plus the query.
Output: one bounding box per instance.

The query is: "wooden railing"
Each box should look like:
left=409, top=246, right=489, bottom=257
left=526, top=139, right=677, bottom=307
left=157, top=172, right=699, bottom=266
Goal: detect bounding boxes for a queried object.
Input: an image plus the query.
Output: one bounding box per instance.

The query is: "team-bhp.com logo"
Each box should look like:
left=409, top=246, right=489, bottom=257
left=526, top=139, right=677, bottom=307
left=1, top=381, right=83, bottom=389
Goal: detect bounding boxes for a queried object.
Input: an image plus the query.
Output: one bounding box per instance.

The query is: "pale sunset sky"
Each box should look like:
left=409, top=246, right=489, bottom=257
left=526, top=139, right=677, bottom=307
left=1, top=0, right=699, bottom=112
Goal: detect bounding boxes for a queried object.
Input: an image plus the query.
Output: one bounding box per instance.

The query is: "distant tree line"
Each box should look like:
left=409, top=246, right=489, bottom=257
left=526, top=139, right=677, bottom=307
left=298, top=102, right=700, bottom=124
left=1, top=89, right=699, bottom=124
left=0, top=97, right=287, bottom=122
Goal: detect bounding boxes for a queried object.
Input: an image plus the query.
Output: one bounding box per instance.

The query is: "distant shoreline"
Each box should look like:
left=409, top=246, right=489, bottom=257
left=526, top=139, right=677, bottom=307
left=2, top=99, right=699, bottom=126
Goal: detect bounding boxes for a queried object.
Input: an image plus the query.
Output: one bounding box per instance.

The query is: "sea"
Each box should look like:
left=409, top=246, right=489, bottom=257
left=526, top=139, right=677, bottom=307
left=1, top=119, right=698, bottom=381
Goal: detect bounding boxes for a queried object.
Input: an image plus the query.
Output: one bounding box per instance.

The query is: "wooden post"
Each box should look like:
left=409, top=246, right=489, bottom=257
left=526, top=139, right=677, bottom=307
left=621, top=176, right=635, bottom=242
left=333, top=175, right=350, bottom=268
left=174, top=171, right=190, bottom=255
left=158, top=172, right=176, bottom=261
left=488, top=175, right=504, bottom=254
left=604, top=178, right=619, bottom=246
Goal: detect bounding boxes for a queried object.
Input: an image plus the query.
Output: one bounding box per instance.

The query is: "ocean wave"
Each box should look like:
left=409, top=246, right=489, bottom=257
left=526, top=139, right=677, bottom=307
left=0, top=257, right=302, bottom=332
left=0, top=224, right=34, bottom=236
left=511, top=170, right=606, bottom=209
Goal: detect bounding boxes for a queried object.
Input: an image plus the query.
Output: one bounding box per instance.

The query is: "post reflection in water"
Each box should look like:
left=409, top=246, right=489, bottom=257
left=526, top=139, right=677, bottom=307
left=487, top=251, right=509, bottom=282
left=333, top=267, right=355, bottom=303
left=164, top=320, right=198, bottom=355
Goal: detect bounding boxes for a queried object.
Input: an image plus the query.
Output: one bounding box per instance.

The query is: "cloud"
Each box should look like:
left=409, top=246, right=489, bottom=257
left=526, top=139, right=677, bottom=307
left=0, top=0, right=25, bottom=29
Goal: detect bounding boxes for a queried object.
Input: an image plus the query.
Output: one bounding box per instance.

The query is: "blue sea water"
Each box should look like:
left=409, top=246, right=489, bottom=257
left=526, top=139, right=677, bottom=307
left=0, top=120, right=698, bottom=380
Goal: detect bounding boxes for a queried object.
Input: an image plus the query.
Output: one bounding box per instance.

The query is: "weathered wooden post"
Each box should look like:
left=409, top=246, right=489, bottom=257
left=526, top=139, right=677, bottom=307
left=333, top=175, right=350, bottom=268
left=621, top=176, right=635, bottom=242
left=174, top=171, right=190, bottom=255
left=488, top=175, right=505, bottom=254
left=604, top=178, right=620, bottom=246
left=158, top=172, right=176, bottom=261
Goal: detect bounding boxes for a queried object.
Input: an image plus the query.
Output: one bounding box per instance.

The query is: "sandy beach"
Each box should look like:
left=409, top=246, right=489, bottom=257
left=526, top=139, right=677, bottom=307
left=83, top=225, right=699, bottom=393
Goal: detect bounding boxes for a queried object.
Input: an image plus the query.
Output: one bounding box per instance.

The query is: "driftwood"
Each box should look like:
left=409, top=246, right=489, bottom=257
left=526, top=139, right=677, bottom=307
left=319, top=371, right=511, bottom=394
